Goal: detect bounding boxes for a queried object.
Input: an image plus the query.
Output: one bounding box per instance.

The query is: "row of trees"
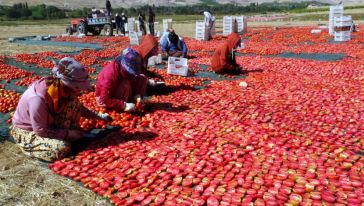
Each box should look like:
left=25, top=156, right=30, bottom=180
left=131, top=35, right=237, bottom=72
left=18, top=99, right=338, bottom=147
left=0, top=1, right=325, bottom=20
left=0, top=3, right=65, bottom=20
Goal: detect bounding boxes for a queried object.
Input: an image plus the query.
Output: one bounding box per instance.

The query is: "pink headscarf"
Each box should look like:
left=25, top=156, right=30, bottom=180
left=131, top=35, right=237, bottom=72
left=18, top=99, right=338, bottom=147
left=52, top=57, right=91, bottom=91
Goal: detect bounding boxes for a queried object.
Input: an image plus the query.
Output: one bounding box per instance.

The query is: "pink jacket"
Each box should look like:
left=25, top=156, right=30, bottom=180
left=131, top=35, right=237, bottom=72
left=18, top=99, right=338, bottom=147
left=12, top=78, right=97, bottom=140
left=95, top=61, right=126, bottom=110
left=95, top=60, right=147, bottom=111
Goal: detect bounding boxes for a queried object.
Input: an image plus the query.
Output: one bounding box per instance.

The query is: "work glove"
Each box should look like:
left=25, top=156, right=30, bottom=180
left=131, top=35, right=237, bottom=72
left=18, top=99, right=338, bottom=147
left=148, top=79, right=157, bottom=86
left=98, top=113, right=113, bottom=122
left=134, top=94, right=142, bottom=103
left=124, top=102, right=136, bottom=112
left=134, top=95, right=145, bottom=111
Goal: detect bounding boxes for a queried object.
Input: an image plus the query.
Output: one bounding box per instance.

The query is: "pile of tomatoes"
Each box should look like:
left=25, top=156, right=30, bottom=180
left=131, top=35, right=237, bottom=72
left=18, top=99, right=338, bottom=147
left=2, top=26, right=363, bottom=206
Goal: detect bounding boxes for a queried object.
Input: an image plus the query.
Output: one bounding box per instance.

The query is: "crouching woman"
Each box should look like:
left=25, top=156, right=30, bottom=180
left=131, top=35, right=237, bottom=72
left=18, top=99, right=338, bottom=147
left=10, top=57, right=109, bottom=162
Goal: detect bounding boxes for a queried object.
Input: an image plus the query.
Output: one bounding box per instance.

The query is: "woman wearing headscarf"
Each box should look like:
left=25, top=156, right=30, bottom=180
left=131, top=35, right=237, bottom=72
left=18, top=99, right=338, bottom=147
left=211, top=32, right=242, bottom=74
left=161, top=30, right=188, bottom=60
left=96, top=48, right=150, bottom=112
left=10, top=57, right=110, bottom=162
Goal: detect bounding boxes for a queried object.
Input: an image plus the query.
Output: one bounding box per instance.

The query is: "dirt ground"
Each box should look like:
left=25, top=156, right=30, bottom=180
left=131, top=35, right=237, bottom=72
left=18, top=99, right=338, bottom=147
left=0, top=25, right=82, bottom=55
left=0, top=15, right=362, bottom=205
left=0, top=140, right=112, bottom=206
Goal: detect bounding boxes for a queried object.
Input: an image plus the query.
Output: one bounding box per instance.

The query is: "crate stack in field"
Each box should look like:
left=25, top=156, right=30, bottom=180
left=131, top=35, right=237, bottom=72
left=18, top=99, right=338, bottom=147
left=195, top=21, right=208, bottom=41
left=129, top=31, right=142, bottom=45
left=223, top=16, right=236, bottom=36
left=334, top=15, right=352, bottom=41
left=127, top=18, right=136, bottom=33
left=329, top=5, right=344, bottom=35
left=223, top=16, right=247, bottom=36
left=235, top=16, right=247, bottom=34
left=162, top=19, right=172, bottom=32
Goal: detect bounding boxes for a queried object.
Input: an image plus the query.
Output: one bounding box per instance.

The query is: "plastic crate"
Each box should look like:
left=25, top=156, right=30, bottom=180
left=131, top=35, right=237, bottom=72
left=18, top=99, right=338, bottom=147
left=334, top=31, right=351, bottom=41
left=162, top=19, right=173, bottom=32
left=129, top=32, right=141, bottom=45
left=195, top=21, right=208, bottom=40
left=223, top=16, right=238, bottom=36
left=311, top=29, right=322, bottom=34
left=334, top=16, right=352, bottom=26
left=127, top=18, right=135, bottom=33
left=167, top=57, right=188, bottom=76
left=236, top=16, right=247, bottom=33
left=334, top=16, right=352, bottom=33
left=328, top=5, right=344, bottom=35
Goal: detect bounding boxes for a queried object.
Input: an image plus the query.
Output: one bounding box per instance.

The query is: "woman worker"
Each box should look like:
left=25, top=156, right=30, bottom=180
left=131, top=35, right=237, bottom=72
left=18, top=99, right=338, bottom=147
left=11, top=57, right=110, bottom=162
left=211, top=32, right=242, bottom=74
left=95, top=43, right=158, bottom=112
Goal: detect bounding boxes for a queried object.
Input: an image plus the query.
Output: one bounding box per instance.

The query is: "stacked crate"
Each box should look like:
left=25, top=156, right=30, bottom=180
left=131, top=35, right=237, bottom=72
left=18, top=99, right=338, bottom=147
left=129, top=32, right=142, bottom=45
left=223, top=16, right=236, bottom=36
left=334, top=15, right=352, bottom=41
left=127, top=18, right=136, bottom=33
left=162, top=19, right=172, bottom=32
left=195, top=21, right=208, bottom=41
left=235, top=16, right=247, bottom=34
left=329, top=5, right=344, bottom=35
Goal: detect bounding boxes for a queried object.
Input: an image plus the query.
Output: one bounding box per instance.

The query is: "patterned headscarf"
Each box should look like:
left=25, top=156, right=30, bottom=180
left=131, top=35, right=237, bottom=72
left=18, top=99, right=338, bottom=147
left=52, top=57, right=91, bottom=91
left=116, top=48, right=141, bottom=76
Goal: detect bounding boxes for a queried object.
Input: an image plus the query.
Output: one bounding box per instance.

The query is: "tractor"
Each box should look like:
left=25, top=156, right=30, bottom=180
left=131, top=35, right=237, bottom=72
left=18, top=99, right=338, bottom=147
left=66, top=9, right=115, bottom=36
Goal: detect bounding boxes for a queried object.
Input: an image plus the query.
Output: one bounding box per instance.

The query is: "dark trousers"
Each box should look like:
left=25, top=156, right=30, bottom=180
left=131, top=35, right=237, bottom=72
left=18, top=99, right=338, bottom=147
left=149, top=22, right=154, bottom=36
left=139, top=24, right=146, bottom=35
left=116, top=23, right=122, bottom=34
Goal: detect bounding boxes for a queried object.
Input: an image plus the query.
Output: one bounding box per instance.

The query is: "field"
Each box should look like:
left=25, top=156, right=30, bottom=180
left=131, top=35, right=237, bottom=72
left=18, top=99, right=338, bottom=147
left=0, top=10, right=364, bottom=206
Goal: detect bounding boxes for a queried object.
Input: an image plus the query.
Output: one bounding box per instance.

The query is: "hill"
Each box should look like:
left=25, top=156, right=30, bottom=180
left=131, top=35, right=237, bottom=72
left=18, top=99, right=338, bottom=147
left=0, top=0, right=363, bottom=9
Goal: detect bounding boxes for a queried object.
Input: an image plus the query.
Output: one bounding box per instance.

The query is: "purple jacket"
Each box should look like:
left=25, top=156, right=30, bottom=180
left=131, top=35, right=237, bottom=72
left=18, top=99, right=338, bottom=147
left=12, top=78, right=97, bottom=140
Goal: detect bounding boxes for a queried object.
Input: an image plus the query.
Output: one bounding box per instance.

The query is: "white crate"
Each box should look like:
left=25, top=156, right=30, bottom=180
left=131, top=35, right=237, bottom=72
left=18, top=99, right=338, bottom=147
left=328, top=5, right=344, bottom=35
left=334, top=31, right=351, bottom=41
left=195, top=21, right=208, bottom=40
left=124, top=23, right=129, bottom=32
left=196, top=28, right=207, bottom=33
left=329, top=5, right=344, bottom=14
left=334, top=16, right=352, bottom=35
left=196, top=34, right=208, bottom=41
left=129, top=32, right=142, bottom=45
left=223, top=16, right=238, bottom=36
left=334, top=16, right=352, bottom=26
left=162, top=19, right=173, bottom=32
left=236, top=16, right=247, bottom=33
left=127, top=18, right=135, bottom=33
left=311, top=29, right=322, bottom=34
left=167, top=57, right=188, bottom=76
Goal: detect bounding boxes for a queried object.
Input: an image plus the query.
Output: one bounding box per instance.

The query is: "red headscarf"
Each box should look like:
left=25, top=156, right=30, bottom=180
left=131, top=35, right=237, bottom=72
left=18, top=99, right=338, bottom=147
left=136, top=34, right=158, bottom=62
left=211, top=33, right=241, bottom=73
left=135, top=35, right=158, bottom=74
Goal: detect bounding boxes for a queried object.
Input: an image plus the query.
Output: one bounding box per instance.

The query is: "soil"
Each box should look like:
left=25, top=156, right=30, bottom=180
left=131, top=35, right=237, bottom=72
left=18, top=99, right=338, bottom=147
left=0, top=140, right=112, bottom=206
